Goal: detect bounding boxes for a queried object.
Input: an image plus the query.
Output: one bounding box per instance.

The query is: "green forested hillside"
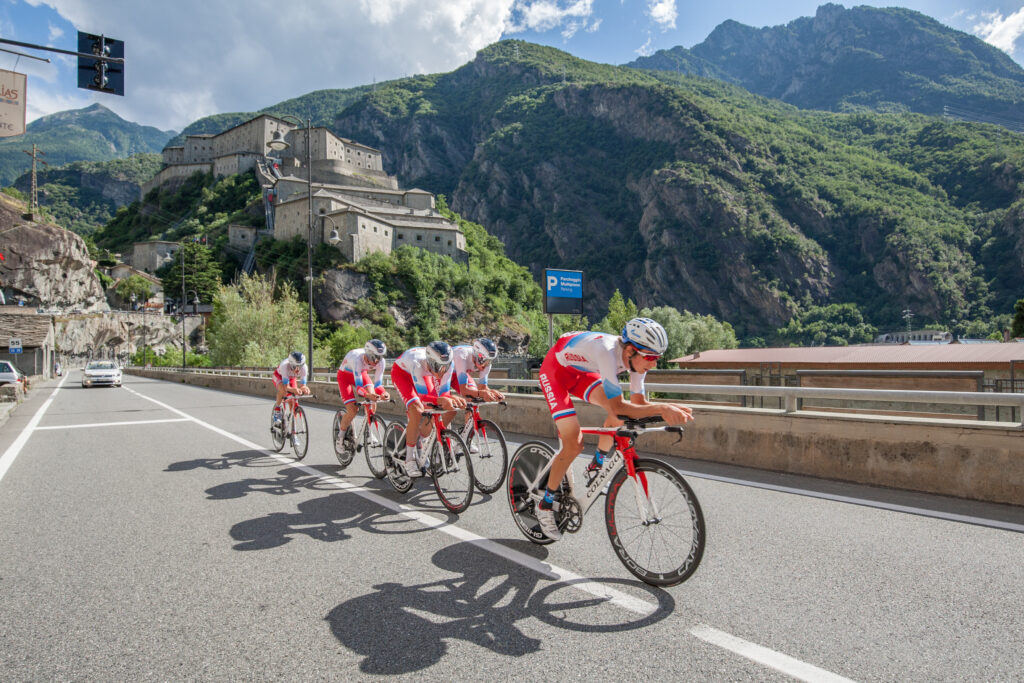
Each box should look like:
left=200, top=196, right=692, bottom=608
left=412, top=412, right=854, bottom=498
left=11, top=154, right=162, bottom=236
left=328, top=40, right=1023, bottom=340
left=0, top=104, right=173, bottom=185
left=630, top=4, right=1024, bottom=123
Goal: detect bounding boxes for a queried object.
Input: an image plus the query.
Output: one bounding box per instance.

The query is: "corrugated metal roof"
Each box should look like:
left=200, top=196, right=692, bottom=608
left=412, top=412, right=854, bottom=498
left=672, top=344, right=1024, bottom=367
left=0, top=313, right=54, bottom=347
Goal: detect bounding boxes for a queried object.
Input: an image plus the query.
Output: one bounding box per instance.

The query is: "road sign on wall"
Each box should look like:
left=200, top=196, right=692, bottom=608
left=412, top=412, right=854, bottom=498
left=8, top=338, right=22, bottom=354
left=544, top=268, right=583, bottom=315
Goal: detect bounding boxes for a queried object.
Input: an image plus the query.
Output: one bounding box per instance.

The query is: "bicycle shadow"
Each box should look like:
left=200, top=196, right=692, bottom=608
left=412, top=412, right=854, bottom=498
left=204, top=467, right=340, bottom=500
left=164, top=449, right=280, bottom=472
left=228, top=491, right=423, bottom=551
left=326, top=540, right=675, bottom=675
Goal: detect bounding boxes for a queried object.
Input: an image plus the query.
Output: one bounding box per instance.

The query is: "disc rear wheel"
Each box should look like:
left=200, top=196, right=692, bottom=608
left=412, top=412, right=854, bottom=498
left=383, top=422, right=413, bottom=494
left=333, top=412, right=356, bottom=468
left=507, top=441, right=569, bottom=545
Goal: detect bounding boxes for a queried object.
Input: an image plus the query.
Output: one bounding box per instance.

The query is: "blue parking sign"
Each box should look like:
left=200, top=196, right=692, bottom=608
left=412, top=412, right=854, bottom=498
left=544, top=269, right=583, bottom=314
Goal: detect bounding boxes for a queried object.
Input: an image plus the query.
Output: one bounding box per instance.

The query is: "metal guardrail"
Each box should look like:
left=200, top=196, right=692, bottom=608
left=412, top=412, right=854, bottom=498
left=143, top=367, right=1024, bottom=427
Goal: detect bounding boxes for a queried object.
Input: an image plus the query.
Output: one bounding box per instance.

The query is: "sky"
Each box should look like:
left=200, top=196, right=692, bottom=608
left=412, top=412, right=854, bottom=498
left=2, top=0, right=1023, bottom=133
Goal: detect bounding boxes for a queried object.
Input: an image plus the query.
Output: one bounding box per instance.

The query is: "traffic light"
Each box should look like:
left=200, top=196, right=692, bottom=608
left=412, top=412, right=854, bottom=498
left=77, top=31, right=124, bottom=96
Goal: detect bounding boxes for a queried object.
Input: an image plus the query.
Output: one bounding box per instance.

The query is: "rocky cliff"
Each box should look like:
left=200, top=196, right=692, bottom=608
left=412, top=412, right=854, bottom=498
left=55, top=312, right=199, bottom=361
left=0, top=195, right=107, bottom=311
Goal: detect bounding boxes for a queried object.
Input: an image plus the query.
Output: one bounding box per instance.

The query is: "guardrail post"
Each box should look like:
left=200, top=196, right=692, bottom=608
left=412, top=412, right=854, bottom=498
left=784, top=394, right=798, bottom=413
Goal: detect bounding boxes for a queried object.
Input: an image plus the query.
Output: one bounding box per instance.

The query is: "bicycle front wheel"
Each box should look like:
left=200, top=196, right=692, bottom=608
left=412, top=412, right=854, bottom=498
left=291, top=407, right=309, bottom=460
left=363, top=414, right=388, bottom=478
left=332, top=412, right=355, bottom=468
left=605, top=458, right=705, bottom=587
left=270, top=411, right=286, bottom=452
left=383, top=422, right=413, bottom=494
left=469, top=419, right=508, bottom=495
left=430, top=430, right=474, bottom=514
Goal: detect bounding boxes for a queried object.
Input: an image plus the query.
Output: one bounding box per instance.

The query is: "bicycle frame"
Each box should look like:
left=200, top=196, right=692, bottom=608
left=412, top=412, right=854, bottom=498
left=525, top=424, right=678, bottom=521
left=462, top=399, right=505, bottom=437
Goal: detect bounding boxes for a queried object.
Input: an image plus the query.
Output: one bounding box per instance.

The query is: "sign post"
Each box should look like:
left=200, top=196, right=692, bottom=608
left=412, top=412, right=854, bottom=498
left=544, top=269, right=584, bottom=348
left=0, top=69, right=26, bottom=138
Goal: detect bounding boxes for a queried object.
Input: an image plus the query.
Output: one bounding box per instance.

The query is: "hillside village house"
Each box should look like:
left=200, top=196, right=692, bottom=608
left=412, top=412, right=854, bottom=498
left=0, top=311, right=55, bottom=379
left=146, top=114, right=466, bottom=263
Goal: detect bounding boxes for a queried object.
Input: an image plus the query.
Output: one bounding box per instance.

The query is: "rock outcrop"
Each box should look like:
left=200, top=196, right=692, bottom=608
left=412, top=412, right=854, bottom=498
left=55, top=312, right=201, bottom=361
left=0, top=195, right=107, bottom=311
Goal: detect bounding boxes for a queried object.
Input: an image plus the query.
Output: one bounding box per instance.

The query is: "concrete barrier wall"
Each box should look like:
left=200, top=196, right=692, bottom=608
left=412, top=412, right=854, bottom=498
left=128, top=369, right=1024, bottom=506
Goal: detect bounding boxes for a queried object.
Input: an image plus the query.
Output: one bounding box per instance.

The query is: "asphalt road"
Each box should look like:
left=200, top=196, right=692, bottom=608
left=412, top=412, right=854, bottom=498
left=1, top=372, right=1021, bottom=681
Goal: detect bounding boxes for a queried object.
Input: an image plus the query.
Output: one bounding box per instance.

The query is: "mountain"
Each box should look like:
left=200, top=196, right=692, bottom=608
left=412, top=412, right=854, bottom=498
left=0, top=103, right=175, bottom=186
left=10, top=154, right=162, bottom=236
left=325, top=40, right=1023, bottom=339
left=628, top=4, right=1024, bottom=125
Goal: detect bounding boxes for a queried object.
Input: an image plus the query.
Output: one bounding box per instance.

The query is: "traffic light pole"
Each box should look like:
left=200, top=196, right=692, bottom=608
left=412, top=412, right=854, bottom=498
left=0, top=37, right=125, bottom=65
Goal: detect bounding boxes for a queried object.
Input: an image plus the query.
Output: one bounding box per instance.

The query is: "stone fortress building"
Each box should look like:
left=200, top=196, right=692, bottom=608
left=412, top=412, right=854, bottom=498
left=142, top=114, right=465, bottom=263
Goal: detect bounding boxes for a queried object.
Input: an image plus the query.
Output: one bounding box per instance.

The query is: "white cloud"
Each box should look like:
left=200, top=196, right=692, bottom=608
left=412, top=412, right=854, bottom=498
left=47, top=22, right=63, bottom=42
left=506, top=0, right=594, bottom=33
left=23, top=0, right=519, bottom=130
left=635, top=33, right=653, bottom=57
left=972, top=8, right=1024, bottom=54
left=646, top=0, right=676, bottom=30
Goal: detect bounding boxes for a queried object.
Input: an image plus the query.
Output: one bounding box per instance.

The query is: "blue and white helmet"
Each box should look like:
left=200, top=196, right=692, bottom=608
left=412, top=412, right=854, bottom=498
left=288, top=350, right=306, bottom=368
left=425, top=341, right=453, bottom=374
left=472, top=338, right=498, bottom=366
left=364, top=339, right=386, bottom=363
left=621, top=317, right=668, bottom=356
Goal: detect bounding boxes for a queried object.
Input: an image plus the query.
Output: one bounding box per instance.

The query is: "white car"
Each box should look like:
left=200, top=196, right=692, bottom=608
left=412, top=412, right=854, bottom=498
left=0, top=360, right=24, bottom=386
left=81, top=360, right=122, bottom=388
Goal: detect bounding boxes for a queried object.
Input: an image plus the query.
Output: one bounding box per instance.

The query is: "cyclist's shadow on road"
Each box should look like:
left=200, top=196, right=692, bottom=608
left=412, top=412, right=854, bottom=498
left=326, top=540, right=675, bottom=675
left=164, top=449, right=280, bottom=472
left=228, top=491, right=424, bottom=550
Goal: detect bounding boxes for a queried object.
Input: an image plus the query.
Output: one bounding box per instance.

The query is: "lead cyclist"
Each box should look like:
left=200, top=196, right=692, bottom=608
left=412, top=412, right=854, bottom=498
left=534, top=317, right=693, bottom=540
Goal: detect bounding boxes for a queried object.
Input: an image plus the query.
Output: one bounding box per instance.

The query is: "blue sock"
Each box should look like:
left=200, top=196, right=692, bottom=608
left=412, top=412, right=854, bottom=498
left=541, top=488, right=556, bottom=509
left=593, top=450, right=604, bottom=466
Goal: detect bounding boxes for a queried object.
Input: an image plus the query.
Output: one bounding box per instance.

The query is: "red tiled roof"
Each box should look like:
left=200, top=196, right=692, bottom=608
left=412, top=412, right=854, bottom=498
left=672, top=344, right=1024, bottom=368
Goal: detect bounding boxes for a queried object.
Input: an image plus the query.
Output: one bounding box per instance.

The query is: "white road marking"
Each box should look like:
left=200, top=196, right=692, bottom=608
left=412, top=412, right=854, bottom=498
left=690, top=624, right=858, bottom=683
left=124, top=384, right=857, bottom=681
left=35, top=418, right=191, bottom=431
left=0, top=374, right=68, bottom=484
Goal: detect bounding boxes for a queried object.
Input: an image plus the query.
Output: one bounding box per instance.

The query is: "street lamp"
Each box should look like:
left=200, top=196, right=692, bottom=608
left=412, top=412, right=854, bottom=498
left=267, top=115, right=316, bottom=376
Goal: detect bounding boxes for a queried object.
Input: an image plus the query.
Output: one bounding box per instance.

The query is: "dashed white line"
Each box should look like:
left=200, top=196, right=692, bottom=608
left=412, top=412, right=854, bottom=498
left=691, top=624, right=857, bottom=683
left=35, top=418, right=191, bottom=430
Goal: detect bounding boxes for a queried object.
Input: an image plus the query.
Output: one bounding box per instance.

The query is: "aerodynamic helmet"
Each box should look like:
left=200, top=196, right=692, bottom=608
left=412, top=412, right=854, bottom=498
left=621, top=317, right=668, bottom=356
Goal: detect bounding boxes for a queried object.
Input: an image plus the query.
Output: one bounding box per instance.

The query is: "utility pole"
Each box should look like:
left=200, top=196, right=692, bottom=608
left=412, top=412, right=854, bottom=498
left=902, top=308, right=914, bottom=338
left=22, top=144, right=46, bottom=214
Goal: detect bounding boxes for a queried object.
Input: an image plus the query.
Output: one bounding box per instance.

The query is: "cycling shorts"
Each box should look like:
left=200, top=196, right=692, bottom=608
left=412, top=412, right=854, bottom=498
left=538, top=348, right=604, bottom=422
left=391, top=365, right=438, bottom=408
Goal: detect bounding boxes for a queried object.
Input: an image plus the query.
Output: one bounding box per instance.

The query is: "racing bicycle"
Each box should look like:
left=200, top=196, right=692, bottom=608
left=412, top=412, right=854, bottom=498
left=457, top=398, right=508, bottom=494
left=270, top=393, right=311, bottom=460
left=332, top=398, right=391, bottom=472
left=507, top=416, right=705, bottom=586
left=381, top=404, right=475, bottom=513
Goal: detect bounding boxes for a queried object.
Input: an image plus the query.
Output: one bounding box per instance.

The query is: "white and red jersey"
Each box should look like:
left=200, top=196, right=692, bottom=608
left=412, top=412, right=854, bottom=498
left=549, top=331, right=646, bottom=400
left=273, top=358, right=308, bottom=385
left=451, top=344, right=491, bottom=392
left=394, top=347, right=453, bottom=398
left=339, top=348, right=385, bottom=392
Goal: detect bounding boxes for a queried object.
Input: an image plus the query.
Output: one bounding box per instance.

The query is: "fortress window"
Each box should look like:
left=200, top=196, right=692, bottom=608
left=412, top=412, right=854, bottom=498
left=435, top=236, right=440, bottom=242
left=416, top=235, right=422, bottom=241
left=398, top=233, right=404, bottom=239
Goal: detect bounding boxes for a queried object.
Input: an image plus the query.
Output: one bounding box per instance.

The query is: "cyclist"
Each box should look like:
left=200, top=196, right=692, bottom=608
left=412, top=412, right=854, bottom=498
left=534, top=317, right=693, bottom=540
left=335, top=339, right=391, bottom=448
left=443, top=338, right=505, bottom=452
left=391, top=341, right=466, bottom=477
left=272, top=351, right=311, bottom=444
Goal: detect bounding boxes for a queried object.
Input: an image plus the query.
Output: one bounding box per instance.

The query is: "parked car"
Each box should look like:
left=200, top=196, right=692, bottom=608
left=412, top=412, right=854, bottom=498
left=0, top=360, right=24, bottom=386
left=81, top=360, right=122, bottom=388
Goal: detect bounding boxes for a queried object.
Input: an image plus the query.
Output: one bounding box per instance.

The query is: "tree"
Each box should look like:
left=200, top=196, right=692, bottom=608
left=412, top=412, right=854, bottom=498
left=776, top=303, right=877, bottom=346
left=1012, top=298, right=1024, bottom=339
left=206, top=273, right=306, bottom=367
left=159, top=240, right=222, bottom=306
left=639, top=306, right=739, bottom=362
left=592, top=290, right=638, bottom=336
left=114, top=274, right=153, bottom=304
